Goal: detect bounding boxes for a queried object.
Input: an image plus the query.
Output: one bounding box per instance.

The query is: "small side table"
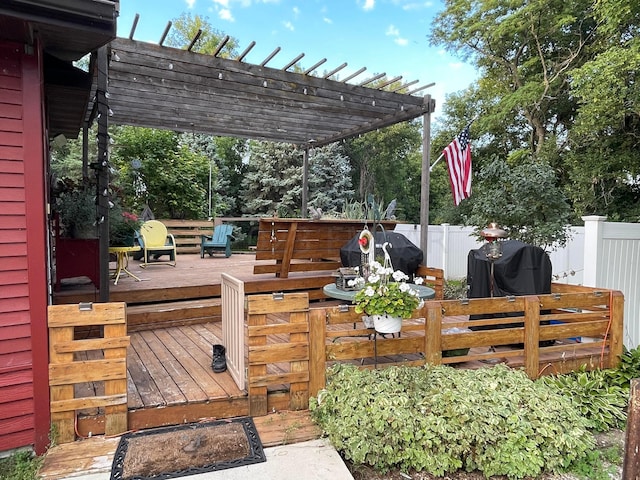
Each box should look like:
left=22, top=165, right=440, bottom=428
left=109, top=246, right=142, bottom=285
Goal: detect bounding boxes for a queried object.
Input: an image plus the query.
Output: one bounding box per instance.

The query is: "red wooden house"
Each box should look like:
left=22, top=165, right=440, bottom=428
left=0, top=1, right=118, bottom=454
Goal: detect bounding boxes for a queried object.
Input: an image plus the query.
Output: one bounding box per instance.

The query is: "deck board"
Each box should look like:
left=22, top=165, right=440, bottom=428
left=126, top=335, right=167, bottom=407
left=139, top=330, right=209, bottom=403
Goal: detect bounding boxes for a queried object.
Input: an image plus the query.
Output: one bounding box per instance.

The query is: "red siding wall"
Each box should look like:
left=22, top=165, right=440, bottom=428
left=0, top=41, right=49, bottom=454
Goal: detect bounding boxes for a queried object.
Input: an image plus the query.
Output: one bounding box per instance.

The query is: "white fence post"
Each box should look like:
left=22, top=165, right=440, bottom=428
left=442, top=223, right=450, bottom=279
left=582, top=215, right=607, bottom=287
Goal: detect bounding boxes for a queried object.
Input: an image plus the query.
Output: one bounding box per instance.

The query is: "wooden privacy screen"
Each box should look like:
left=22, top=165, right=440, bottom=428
left=254, top=218, right=397, bottom=278
left=48, top=303, right=130, bottom=443
left=247, top=293, right=310, bottom=416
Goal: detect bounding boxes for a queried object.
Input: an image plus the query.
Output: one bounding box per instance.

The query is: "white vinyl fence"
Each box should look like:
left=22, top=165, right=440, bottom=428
left=395, top=219, right=639, bottom=349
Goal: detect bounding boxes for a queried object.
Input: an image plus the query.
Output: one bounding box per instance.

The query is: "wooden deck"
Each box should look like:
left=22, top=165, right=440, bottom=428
left=52, top=252, right=621, bottom=443
left=58, top=253, right=337, bottom=436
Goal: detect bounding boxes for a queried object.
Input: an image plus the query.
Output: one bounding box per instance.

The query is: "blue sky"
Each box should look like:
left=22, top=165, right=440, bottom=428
left=116, top=0, right=478, bottom=123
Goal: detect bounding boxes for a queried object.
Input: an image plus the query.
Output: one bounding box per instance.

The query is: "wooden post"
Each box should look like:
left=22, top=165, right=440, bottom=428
left=308, top=308, right=327, bottom=397
left=290, top=308, right=309, bottom=410
left=424, top=302, right=442, bottom=365
left=523, top=296, right=540, bottom=379
left=96, top=46, right=110, bottom=301
left=247, top=309, right=268, bottom=416
left=608, top=290, right=625, bottom=369
left=622, top=378, right=640, bottom=479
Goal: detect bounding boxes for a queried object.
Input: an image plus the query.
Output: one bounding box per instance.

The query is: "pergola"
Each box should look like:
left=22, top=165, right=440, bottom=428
left=86, top=30, right=436, bottom=299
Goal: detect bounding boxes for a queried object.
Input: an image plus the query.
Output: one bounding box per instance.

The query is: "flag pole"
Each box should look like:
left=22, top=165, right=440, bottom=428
left=429, top=152, right=445, bottom=172
left=431, top=116, right=478, bottom=172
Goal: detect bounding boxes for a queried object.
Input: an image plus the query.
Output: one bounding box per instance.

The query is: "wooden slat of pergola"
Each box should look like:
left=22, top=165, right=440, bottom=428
left=105, top=38, right=435, bottom=147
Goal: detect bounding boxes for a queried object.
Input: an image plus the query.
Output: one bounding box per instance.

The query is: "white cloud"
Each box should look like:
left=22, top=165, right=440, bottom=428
left=386, top=25, right=399, bottom=37
left=323, top=17, right=333, bottom=24
left=218, top=8, right=235, bottom=21
left=362, top=0, right=375, bottom=11
left=212, top=0, right=229, bottom=7
left=293, top=6, right=300, bottom=16
left=283, top=20, right=294, bottom=31
left=449, top=62, right=464, bottom=70
left=395, top=37, right=408, bottom=46
left=185, top=0, right=196, bottom=9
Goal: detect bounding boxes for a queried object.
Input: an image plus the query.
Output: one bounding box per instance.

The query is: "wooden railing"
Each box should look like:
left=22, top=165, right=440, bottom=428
left=48, top=303, right=129, bottom=443
left=157, top=219, right=213, bottom=254
left=238, top=284, right=624, bottom=412
left=154, top=217, right=263, bottom=254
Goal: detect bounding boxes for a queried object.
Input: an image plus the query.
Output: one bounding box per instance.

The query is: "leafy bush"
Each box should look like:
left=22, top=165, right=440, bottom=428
left=605, top=345, right=640, bottom=389
left=0, top=450, right=41, bottom=480
left=310, top=364, right=595, bottom=479
left=538, top=367, right=628, bottom=432
left=444, top=277, right=467, bottom=299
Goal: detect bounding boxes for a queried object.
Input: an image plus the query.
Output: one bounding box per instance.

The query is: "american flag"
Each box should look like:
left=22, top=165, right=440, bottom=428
left=443, top=126, right=472, bottom=206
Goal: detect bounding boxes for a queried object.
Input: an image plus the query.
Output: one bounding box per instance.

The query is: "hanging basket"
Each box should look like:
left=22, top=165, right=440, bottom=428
left=372, top=314, right=402, bottom=334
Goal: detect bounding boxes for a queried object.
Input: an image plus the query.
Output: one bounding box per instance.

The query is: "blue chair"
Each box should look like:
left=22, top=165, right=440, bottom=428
left=201, top=224, right=234, bottom=258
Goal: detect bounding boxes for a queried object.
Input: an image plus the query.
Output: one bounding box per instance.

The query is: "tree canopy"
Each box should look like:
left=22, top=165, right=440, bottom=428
left=428, top=0, right=640, bottom=233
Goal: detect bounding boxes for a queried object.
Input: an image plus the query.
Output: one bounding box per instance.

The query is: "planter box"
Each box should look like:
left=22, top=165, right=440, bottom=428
left=54, top=238, right=100, bottom=291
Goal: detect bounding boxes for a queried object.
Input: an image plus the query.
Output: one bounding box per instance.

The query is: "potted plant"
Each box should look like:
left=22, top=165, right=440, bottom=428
left=352, top=260, right=424, bottom=333
left=109, top=203, right=141, bottom=246
left=53, top=187, right=97, bottom=239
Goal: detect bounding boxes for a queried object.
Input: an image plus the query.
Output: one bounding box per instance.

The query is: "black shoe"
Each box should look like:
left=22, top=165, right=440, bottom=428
left=212, top=344, right=227, bottom=373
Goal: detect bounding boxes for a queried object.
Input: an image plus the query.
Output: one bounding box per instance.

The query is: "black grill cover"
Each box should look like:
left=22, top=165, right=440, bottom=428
left=340, top=231, right=423, bottom=277
left=467, top=240, right=553, bottom=346
left=467, top=239, right=552, bottom=298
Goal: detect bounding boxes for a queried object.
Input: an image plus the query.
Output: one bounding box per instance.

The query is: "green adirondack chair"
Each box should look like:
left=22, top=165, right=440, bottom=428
left=200, top=224, right=234, bottom=258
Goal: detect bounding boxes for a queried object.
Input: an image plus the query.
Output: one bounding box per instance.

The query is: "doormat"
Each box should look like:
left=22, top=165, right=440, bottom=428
left=110, top=417, right=265, bottom=480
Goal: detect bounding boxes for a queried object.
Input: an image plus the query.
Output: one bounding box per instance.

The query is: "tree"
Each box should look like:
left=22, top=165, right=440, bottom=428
left=211, top=137, right=248, bottom=217
left=564, top=0, right=640, bottom=220
left=240, top=141, right=303, bottom=217
left=430, top=0, right=597, bottom=156
left=464, top=156, right=573, bottom=251
left=167, top=13, right=239, bottom=57
left=110, top=126, right=211, bottom=219
left=308, top=143, right=354, bottom=215
left=343, top=121, right=422, bottom=222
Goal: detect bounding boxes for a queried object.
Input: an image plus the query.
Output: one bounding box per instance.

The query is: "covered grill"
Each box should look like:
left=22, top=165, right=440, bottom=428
left=340, top=230, right=423, bottom=277
left=467, top=240, right=554, bottom=345
left=467, top=239, right=552, bottom=299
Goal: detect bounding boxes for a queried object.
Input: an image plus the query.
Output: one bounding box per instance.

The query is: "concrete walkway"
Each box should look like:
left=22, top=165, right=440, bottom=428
left=55, top=438, right=354, bottom=480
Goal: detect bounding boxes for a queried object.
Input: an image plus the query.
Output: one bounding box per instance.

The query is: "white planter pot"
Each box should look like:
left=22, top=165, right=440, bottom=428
left=372, top=314, right=402, bottom=334
left=362, top=315, right=375, bottom=329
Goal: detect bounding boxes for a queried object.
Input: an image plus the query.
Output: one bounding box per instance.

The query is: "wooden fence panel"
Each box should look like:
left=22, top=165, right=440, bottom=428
left=48, top=303, right=129, bottom=443
left=246, top=293, right=310, bottom=416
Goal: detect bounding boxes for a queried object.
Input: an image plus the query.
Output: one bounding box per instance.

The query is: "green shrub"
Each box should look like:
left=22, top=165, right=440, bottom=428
left=538, top=367, right=628, bottom=432
left=0, top=450, right=41, bottom=480
left=444, top=278, right=467, bottom=299
left=310, top=364, right=595, bottom=479
left=606, top=345, right=640, bottom=389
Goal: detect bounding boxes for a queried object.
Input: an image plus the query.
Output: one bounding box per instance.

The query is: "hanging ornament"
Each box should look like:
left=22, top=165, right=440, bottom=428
left=358, top=228, right=374, bottom=255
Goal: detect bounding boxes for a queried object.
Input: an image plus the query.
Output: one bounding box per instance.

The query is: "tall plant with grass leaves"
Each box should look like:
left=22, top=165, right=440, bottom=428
left=538, top=367, right=628, bottom=432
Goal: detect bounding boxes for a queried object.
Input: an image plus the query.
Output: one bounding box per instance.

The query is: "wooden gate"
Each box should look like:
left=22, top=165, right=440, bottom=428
left=221, top=273, right=246, bottom=390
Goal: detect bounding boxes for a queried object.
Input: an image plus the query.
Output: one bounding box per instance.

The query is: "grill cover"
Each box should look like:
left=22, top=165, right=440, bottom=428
left=340, top=231, right=423, bottom=277
left=467, top=240, right=553, bottom=345
left=467, top=239, right=552, bottom=298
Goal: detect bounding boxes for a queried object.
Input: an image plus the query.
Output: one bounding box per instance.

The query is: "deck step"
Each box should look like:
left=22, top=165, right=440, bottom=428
left=126, top=298, right=222, bottom=331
